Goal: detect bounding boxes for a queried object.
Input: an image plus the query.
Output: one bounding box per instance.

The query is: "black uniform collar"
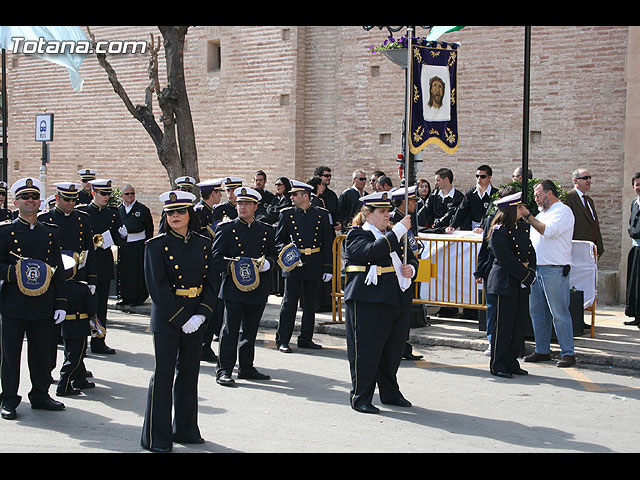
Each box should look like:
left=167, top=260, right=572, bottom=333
left=17, top=215, right=38, bottom=229
left=237, top=216, right=256, bottom=227
left=54, top=206, right=74, bottom=217
left=169, top=228, right=192, bottom=243
left=295, top=204, right=312, bottom=214
left=90, top=201, right=106, bottom=212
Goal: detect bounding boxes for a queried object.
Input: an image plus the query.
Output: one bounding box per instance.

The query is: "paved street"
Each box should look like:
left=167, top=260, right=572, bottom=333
left=2, top=307, right=639, bottom=453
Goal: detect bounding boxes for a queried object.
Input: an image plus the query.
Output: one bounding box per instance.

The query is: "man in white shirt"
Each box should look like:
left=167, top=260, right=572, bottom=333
left=521, top=180, right=576, bottom=368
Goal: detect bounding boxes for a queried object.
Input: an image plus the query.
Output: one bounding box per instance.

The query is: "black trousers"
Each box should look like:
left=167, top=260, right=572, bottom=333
left=0, top=316, right=54, bottom=408
left=141, top=329, right=204, bottom=450
left=118, top=240, right=149, bottom=305
left=344, top=300, right=409, bottom=408
left=92, top=279, right=110, bottom=349
left=216, top=300, right=266, bottom=377
left=625, top=245, right=640, bottom=320
left=490, top=293, right=528, bottom=373
left=58, top=336, right=88, bottom=392
left=276, top=277, right=320, bottom=346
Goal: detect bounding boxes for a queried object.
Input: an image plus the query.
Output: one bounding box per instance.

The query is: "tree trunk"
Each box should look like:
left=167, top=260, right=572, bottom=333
left=89, top=25, right=199, bottom=190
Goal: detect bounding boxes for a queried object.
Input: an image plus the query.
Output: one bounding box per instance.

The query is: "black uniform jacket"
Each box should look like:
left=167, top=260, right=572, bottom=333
left=118, top=200, right=154, bottom=241
left=486, top=220, right=537, bottom=298
left=194, top=200, right=217, bottom=241
left=0, top=217, right=67, bottom=318
left=275, top=205, right=334, bottom=280
left=212, top=217, right=277, bottom=305
left=417, top=188, right=464, bottom=231
left=212, top=201, right=238, bottom=223
left=144, top=229, right=218, bottom=335
left=77, top=202, right=123, bottom=281
left=343, top=226, right=418, bottom=308
left=629, top=200, right=640, bottom=240
left=38, top=206, right=97, bottom=285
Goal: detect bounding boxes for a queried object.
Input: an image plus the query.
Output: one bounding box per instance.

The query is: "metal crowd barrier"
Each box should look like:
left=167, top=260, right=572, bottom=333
left=327, top=233, right=487, bottom=324
left=328, top=233, right=598, bottom=339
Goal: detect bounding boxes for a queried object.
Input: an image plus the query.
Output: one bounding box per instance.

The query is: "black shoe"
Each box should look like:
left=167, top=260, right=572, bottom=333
left=173, top=435, right=205, bottom=445
left=56, top=386, right=82, bottom=397
left=297, top=340, right=322, bottom=350
left=491, top=371, right=513, bottom=379
left=85, top=371, right=94, bottom=378
left=352, top=403, right=380, bottom=414
left=72, top=379, right=95, bottom=390
left=91, top=343, right=116, bottom=355
left=402, top=352, right=423, bottom=360
left=1, top=406, right=17, bottom=420
left=31, top=397, right=65, bottom=411
left=510, top=367, right=529, bottom=376
left=238, top=370, right=271, bottom=381
left=200, top=347, right=218, bottom=362
left=623, top=319, right=640, bottom=326
left=216, top=373, right=235, bottom=387
left=278, top=343, right=292, bottom=353
left=142, top=444, right=172, bottom=453
left=381, top=396, right=412, bottom=407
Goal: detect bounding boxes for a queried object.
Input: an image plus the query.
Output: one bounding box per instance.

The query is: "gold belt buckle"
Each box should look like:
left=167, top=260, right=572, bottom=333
left=304, top=248, right=312, bottom=255
left=188, top=287, right=198, bottom=298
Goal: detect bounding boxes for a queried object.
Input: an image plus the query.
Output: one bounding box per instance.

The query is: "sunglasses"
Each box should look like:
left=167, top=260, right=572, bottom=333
left=168, top=208, right=188, bottom=216
left=321, top=174, right=332, bottom=178
left=357, top=177, right=367, bottom=181
left=18, top=194, right=40, bottom=201
left=275, top=183, right=283, bottom=186
left=576, top=176, right=592, bottom=180
left=96, top=190, right=112, bottom=196
left=476, top=174, right=488, bottom=179
left=122, top=192, right=135, bottom=196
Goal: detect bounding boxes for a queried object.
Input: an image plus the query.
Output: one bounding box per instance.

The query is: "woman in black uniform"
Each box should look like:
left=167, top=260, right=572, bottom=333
left=343, top=191, right=417, bottom=414
left=141, top=190, right=219, bottom=453
left=486, top=192, right=536, bottom=378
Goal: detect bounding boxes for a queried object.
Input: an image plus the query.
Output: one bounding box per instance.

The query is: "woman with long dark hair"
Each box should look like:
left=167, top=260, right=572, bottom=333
left=485, top=192, right=536, bottom=378
left=343, top=191, right=417, bottom=413
left=141, top=190, right=218, bottom=453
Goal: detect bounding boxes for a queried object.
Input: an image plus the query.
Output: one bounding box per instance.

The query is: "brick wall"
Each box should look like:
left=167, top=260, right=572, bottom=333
left=4, top=25, right=628, bottom=273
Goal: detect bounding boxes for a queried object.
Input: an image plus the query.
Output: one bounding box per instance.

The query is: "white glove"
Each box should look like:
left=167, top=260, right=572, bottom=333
left=118, top=225, right=128, bottom=238
left=88, top=284, right=96, bottom=295
left=322, top=273, right=332, bottom=282
left=181, top=314, right=205, bottom=334
left=54, top=310, right=66, bottom=324
left=391, top=222, right=409, bottom=241
left=258, top=259, right=271, bottom=272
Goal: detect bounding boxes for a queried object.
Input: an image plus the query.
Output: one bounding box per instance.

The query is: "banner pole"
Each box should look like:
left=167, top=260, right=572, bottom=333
left=522, top=26, right=531, bottom=206
left=403, top=26, right=414, bottom=264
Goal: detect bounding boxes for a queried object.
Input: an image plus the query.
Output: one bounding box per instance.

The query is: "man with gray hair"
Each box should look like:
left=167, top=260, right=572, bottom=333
left=563, top=168, right=604, bottom=258
left=117, top=184, right=154, bottom=307
left=337, top=169, right=368, bottom=231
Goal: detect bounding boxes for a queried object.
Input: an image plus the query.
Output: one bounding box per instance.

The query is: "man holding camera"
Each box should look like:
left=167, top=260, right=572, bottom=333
left=521, top=180, right=576, bottom=368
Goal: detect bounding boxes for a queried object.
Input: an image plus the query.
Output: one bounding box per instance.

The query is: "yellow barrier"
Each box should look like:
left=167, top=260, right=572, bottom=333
left=328, top=233, right=487, bottom=324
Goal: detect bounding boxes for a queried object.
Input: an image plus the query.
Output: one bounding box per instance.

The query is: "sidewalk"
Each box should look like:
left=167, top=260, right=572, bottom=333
left=110, top=297, right=640, bottom=372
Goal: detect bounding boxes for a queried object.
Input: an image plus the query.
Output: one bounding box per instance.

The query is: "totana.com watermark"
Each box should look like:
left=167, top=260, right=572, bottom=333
left=10, top=37, right=147, bottom=55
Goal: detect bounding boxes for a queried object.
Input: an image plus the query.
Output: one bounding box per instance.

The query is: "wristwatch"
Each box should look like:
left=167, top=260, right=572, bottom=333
left=525, top=213, right=532, bottom=220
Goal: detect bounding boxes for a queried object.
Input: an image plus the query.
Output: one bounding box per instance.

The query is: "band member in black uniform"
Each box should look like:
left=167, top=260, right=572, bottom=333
left=0, top=181, right=12, bottom=221
left=0, top=178, right=67, bottom=420
left=158, top=175, right=196, bottom=232
left=77, top=168, right=97, bottom=205
left=77, top=179, right=123, bottom=354
left=274, top=180, right=334, bottom=352
left=56, top=253, right=97, bottom=396
left=117, top=184, right=154, bottom=306
left=212, top=187, right=277, bottom=386
left=141, top=190, right=218, bottom=453
left=343, top=191, right=417, bottom=414
left=194, top=178, right=225, bottom=362
left=212, top=176, right=243, bottom=223
left=486, top=192, right=537, bottom=378
left=39, top=182, right=98, bottom=390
